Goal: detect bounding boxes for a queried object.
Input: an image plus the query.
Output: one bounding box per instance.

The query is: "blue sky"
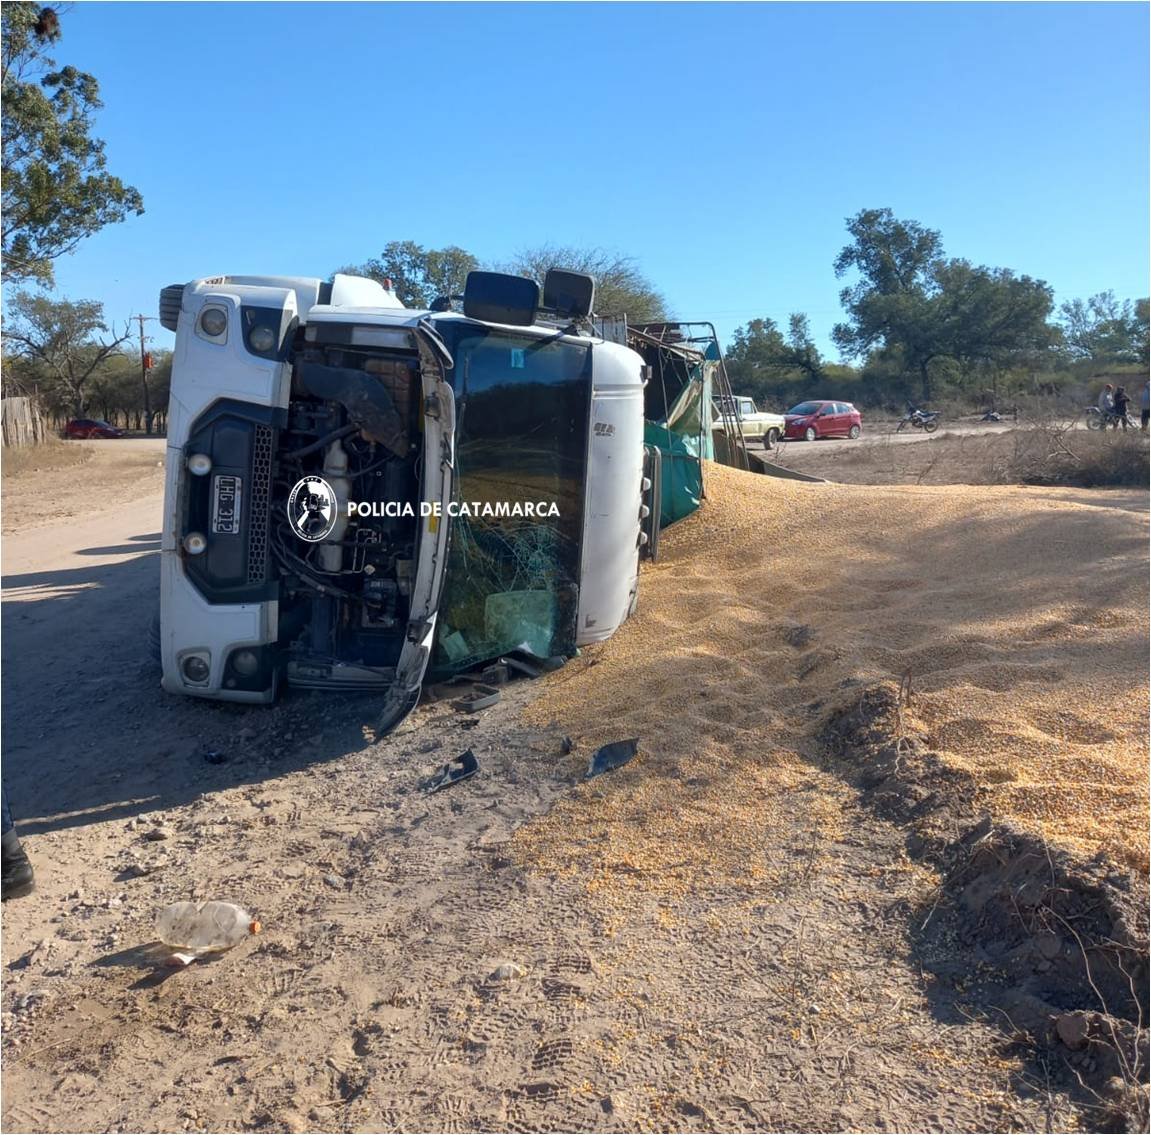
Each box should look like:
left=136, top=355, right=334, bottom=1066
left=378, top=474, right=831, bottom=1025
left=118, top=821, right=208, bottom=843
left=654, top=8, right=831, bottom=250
left=34, top=2, right=1151, bottom=357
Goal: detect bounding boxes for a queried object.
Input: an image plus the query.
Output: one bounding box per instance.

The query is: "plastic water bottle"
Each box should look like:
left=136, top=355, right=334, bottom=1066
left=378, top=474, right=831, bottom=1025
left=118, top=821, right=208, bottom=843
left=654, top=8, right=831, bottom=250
left=156, top=901, right=260, bottom=956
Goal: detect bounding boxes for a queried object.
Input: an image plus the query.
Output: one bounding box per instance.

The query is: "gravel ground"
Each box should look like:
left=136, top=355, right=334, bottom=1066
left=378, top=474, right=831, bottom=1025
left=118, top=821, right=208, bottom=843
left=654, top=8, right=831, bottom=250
left=1, top=451, right=1146, bottom=1132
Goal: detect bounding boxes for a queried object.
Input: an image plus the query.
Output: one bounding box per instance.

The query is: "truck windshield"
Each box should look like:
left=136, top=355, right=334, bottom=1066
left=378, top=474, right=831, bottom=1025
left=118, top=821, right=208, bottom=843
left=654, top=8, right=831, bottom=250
left=430, top=324, right=592, bottom=673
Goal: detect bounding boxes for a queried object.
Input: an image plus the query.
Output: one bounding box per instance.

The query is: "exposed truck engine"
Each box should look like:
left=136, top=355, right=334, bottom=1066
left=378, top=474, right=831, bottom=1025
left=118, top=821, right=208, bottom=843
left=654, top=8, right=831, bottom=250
left=157, top=269, right=655, bottom=733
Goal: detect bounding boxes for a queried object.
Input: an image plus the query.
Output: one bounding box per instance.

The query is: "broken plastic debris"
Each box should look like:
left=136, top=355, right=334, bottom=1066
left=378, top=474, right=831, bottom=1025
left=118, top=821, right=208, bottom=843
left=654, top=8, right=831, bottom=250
left=586, top=738, right=639, bottom=779
left=422, top=749, right=479, bottom=794
left=501, top=655, right=541, bottom=679
left=479, top=662, right=511, bottom=686
left=440, top=630, right=470, bottom=662
left=451, top=685, right=501, bottom=712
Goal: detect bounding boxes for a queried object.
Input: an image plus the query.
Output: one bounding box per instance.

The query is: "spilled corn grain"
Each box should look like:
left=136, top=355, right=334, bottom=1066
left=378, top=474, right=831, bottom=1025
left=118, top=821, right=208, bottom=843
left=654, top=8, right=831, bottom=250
left=515, top=461, right=1149, bottom=892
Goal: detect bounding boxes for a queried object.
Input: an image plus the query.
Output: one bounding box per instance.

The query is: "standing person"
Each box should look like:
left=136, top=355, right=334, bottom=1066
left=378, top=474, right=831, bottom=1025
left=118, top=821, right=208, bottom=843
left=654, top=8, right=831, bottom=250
left=2, top=783, right=35, bottom=900
left=1141, top=381, right=1149, bottom=432
left=1112, top=386, right=1131, bottom=430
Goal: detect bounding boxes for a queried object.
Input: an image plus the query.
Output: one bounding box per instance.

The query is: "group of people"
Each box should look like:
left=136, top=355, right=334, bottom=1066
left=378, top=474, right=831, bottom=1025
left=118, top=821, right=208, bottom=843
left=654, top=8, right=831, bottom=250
left=1097, top=381, right=1150, bottom=431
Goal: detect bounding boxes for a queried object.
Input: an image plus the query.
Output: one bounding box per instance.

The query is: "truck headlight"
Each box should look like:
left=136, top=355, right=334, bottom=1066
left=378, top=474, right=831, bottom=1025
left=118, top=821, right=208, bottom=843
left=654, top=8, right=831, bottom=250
left=199, top=308, right=228, bottom=337
left=231, top=649, right=259, bottom=676
left=183, top=532, right=208, bottom=555
left=182, top=655, right=210, bottom=684
left=186, top=453, right=212, bottom=476
left=248, top=325, right=277, bottom=353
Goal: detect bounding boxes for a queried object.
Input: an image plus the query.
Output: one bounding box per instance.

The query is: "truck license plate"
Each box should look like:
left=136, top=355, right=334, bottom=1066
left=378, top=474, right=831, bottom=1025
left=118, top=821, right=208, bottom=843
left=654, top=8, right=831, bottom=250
left=211, top=475, right=242, bottom=535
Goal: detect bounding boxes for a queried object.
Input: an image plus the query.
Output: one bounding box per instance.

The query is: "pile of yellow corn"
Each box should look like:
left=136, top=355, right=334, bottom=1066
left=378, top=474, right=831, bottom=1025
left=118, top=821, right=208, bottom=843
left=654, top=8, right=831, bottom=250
left=515, top=462, right=1149, bottom=890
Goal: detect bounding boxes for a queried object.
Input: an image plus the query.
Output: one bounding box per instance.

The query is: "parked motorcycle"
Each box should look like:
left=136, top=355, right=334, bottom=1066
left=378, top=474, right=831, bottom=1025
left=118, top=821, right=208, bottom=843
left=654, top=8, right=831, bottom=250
left=896, top=408, right=940, bottom=433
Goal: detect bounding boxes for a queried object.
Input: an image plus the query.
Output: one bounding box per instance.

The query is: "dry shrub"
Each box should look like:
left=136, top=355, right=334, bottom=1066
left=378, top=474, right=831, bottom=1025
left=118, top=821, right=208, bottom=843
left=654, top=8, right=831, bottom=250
left=778, top=425, right=1149, bottom=489
left=1, top=437, right=93, bottom=479
left=1009, top=420, right=1149, bottom=488
left=1061, top=430, right=1151, bottom=488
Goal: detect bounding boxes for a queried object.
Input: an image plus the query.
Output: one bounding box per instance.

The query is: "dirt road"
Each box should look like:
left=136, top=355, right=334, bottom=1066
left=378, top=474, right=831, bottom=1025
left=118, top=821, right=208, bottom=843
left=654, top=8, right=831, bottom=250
left=1, top=449, right=1144, bottom=1132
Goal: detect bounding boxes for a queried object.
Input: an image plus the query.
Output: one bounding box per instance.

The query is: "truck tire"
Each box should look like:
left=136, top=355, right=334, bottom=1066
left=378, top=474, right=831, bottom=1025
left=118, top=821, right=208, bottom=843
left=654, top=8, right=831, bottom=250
left=765, top=428, right=780, bottom=450
left=159, top=284, right=185, bottom=333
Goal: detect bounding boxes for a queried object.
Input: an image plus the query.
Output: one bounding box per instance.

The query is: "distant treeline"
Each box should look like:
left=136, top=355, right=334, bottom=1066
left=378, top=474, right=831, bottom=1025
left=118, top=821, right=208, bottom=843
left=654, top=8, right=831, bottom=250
left=725, top=208, right=1149, bottom=412
left=3, top=211, right=1146, bottom=430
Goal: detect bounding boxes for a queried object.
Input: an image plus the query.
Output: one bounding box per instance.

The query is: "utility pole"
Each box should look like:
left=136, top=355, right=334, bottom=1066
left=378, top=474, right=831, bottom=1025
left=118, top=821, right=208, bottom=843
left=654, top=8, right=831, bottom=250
left=134, top=313, right=154, bottom=435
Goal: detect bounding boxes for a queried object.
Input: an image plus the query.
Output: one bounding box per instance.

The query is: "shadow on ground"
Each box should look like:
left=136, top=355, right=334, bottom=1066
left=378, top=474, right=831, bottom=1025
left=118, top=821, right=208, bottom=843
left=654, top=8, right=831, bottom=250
left=2, top=537, right=379, bottom=837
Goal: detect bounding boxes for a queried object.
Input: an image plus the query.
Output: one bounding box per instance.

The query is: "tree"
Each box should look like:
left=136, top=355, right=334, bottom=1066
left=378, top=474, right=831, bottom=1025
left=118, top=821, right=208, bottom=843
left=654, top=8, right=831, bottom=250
left=5, top=290, right=131, bottom=415
left=2, top=4, right=144, bottom=285
left=65, top=347, right=171, bottom=429
left=832, top=208, right=946, bottom=396
left=724, top=313, right=827, bottom=403
left=832, top=208, right=1054, bottom=401
left=724, top=317, right=787, bottom=398
left=504, top=245, right=668, bottom=322
left=1057, top=291, right=1148, bottom=364
left=933, top=260, right=1055, bottom=387
left=340, top=240, right=478, bottom=308
left=784, top=313, right=824, bottom=382
left=1136, top=299, right=1150, bottom=368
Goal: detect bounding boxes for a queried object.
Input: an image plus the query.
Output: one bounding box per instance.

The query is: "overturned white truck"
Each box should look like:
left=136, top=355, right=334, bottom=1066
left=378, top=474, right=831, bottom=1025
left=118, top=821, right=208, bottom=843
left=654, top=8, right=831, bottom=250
left=157, top=269, right=660, bottom=732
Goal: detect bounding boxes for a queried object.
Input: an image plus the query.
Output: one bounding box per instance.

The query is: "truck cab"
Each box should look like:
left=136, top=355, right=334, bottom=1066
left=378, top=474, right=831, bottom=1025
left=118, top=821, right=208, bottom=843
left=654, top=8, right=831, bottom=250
left=158, top=269, right=650, bottom=733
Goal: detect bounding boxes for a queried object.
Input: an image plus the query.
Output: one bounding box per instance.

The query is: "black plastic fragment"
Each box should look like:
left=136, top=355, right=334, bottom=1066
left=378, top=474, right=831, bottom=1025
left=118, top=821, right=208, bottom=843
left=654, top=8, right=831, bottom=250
left=586, top=739, right=639, bottom=779
left=422, top=749, right=479, bottom=794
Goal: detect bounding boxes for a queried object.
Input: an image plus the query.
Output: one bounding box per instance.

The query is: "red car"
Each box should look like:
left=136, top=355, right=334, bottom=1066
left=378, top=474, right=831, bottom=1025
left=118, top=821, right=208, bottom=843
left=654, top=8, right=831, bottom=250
left=64, top=418, right=124, bottom=439
left=783, top=400, right=862, bottom=441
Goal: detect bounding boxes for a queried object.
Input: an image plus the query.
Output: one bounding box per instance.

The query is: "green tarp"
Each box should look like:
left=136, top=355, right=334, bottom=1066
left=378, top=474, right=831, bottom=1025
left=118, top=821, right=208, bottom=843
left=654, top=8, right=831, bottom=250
left=643, top=355, right=713, bottom=528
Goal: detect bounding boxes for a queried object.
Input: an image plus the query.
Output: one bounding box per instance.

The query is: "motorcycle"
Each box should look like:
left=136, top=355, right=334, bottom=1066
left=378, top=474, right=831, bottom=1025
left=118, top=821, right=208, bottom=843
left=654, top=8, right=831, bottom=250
left=896, top=408, right=940, bottom=433
left=1086, top=406, right=1137, bottom=431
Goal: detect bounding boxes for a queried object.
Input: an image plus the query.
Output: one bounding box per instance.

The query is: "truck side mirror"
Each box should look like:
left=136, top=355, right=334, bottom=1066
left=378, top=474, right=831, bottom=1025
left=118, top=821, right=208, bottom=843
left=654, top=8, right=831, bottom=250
left=542, top=269, right=595, bottom=319
left=463, top=272, right=539, bottom=326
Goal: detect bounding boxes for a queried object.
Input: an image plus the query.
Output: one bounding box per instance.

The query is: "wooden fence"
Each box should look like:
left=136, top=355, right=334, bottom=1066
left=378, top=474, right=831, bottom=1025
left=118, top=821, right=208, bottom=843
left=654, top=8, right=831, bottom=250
left=1, top=397, right=46, bottom=447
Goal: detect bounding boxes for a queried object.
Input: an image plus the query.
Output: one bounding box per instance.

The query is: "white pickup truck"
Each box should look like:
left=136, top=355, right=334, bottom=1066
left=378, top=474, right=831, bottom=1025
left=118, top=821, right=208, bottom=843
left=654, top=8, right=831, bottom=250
left=713, top=395, right=787, bottom=448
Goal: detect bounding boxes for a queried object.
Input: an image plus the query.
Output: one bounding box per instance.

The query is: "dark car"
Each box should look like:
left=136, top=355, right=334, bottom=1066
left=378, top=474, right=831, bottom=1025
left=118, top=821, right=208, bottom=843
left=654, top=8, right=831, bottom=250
left=783, top=400, right=862, bottom=441
left=64, top=418, right=124, bottom=439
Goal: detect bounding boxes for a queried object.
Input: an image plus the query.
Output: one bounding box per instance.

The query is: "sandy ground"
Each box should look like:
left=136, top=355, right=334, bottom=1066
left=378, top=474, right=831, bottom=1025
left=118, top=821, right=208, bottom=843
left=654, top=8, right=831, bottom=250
left=761, top=421, right=1147, bottom=490
left=2, top=439, right=167, bottom=536
left=1, top=447, right=1146, bottom=1132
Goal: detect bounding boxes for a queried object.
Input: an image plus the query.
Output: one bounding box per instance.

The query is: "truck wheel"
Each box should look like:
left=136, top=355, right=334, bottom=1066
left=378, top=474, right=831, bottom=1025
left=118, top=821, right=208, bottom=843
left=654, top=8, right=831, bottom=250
left=804, top=426, right=817, bottom=442
left=765, top=428, right=780, bottom=450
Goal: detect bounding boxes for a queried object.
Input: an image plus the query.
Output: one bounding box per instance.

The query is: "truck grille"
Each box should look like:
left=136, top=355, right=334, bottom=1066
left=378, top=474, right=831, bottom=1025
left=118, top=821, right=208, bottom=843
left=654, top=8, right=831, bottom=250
left=247, top=425, right=273, bottom=584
